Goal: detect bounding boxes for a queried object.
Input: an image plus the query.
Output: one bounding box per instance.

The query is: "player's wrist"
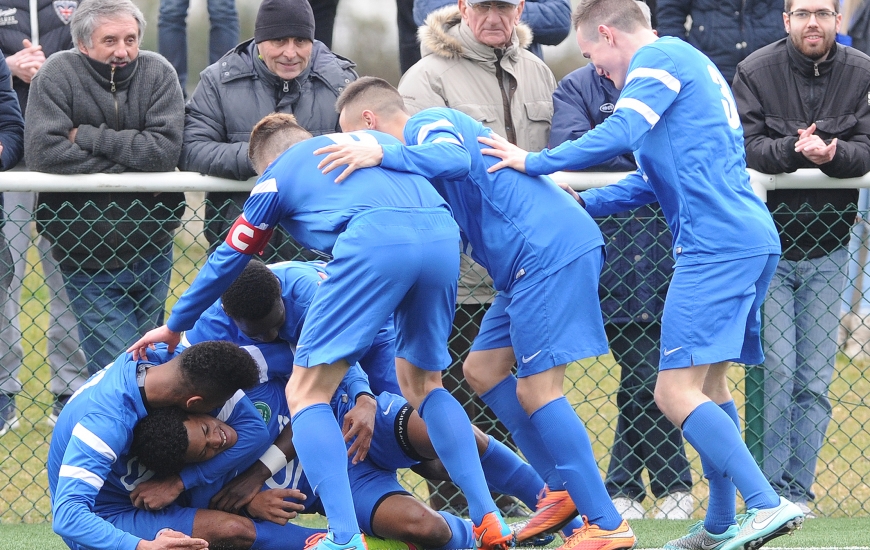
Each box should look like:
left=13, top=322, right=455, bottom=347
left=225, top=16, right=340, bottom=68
left=258, top=444, right=288, bottom=476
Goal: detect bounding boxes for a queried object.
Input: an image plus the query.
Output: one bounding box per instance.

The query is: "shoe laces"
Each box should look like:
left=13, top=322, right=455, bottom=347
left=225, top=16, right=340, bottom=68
left=305, top=533, right=330, bottom=550
left=563, top=516, right=593, bottom=544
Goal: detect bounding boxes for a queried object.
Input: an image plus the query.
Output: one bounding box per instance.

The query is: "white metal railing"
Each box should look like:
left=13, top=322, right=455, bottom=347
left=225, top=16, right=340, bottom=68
left=3, top=168, right=870, bottom=198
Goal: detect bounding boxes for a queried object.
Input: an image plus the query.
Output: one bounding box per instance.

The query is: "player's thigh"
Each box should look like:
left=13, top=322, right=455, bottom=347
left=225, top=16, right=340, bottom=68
left=348, top=460, right=412, bottom=536
left=99, top=504, right=198, bottom=541
left=660, top=253, right=777, bottom=370
left=509, top=248, right=609, bottom=378
left=370, top=493, right=451, bottom=544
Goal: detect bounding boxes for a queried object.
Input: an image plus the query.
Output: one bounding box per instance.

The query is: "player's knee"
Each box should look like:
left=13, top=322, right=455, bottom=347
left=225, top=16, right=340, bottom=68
left=213, top=515, right=257, bottom=548
left=387, top=507, right=452, bottom=546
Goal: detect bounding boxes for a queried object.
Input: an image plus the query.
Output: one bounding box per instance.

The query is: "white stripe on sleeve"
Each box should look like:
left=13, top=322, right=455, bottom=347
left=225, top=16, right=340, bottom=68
left=59, top=465, right=105, bottom=490
left=416, top=119, right=458, bottom=145
left=625, top=68, right=681, bottom=93
left=217, top=390, right=245, bottom=422
left=614, top=98, right=661, bottom=127
left=251, top=178, right=278, bottom=195
left=71, top=424, right=117, bottom=461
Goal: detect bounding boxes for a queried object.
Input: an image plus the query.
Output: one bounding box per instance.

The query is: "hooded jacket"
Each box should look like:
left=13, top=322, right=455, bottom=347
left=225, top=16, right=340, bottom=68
left=733, top=38, right=870, bottom=260
left=398, top=5, right=556, bottom=152
left=25, top=50, right=185, bottom=271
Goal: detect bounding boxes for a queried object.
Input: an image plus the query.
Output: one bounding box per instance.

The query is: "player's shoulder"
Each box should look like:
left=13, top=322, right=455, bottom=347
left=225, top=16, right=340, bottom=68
left=315, top=130, right=403, bottom=147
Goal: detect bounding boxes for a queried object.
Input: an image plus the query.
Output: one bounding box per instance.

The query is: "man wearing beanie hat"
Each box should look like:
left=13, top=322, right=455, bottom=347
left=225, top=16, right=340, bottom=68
left=179, top=0, right=357, bottom=262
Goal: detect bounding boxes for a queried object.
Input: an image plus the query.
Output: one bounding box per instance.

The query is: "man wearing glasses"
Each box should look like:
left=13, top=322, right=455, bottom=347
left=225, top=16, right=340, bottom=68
left=733, top=0, right=870, bottom=521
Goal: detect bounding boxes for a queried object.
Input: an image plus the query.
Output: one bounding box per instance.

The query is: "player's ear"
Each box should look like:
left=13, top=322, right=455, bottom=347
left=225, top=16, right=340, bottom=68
left=362, top=110, right=377, bottom=130
left=185, top=395, right=204, bottom=410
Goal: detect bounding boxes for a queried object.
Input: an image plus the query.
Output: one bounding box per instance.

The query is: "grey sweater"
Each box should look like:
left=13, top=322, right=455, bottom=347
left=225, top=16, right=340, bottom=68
left=24, top=49, right=186, bottom=271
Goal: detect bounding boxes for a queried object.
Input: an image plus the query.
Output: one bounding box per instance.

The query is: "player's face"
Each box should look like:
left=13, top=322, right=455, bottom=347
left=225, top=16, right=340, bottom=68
left=183, top=414, right=238, bottom=463
left=459, top=0, right=524, bottom=49
left=257, top=37, right=314, bottom=81
left=77, top=15, right=140, bottom=67
left=577, top=28, right=628, bottom=89
left=785, top=0, right=841, bottom=61
left=234, top=297, right=286, bottom=343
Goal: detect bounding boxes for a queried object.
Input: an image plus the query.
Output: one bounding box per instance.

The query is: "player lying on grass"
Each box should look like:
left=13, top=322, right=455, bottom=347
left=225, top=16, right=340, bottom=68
left=313, top=76, right=628, bottom=550
left=132, top=369, right=557, bottom=550
left=47, top=341, right=290, bottom=550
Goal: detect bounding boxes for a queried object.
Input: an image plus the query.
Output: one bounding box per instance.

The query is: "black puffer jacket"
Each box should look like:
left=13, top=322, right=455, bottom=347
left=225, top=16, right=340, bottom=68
left=657, top=0, right=785, bottom=82
left=733, top=38, right=870, bottom=260
left=0, top=0, right=77, bottom=112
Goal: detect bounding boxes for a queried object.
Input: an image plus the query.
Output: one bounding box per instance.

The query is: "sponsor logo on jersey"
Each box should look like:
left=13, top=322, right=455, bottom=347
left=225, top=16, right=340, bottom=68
left=599, top=102, right=615, bottom=114
left=254, top=401, right=272, bottom=424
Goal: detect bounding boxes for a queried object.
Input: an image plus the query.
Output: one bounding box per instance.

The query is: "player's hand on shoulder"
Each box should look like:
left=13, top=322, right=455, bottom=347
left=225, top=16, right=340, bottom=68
left=343, top=393, right=376, bottom=464
left=137, top=528, right=208, bottom=550
left=313, top=143, right=384, bottom=183
left=556, top=182, right=582, bottom=204
left=477, top=133, right=529, bottom=173
left=131, top=475, right=185, bottom=511
left=128, top=325, right=182, bottom=360
left=245, top=488, right=308, bottom=525
left=210, top=461, right=272, bottom=513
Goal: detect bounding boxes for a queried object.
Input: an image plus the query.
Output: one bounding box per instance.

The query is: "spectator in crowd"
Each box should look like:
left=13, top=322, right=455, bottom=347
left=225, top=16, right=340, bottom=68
left=548, top=1, right=693, bottom=520
left=307, top=0, right=420, bottom=73
left=657, top=0, right=786, bottom=82
left=845, top=0, right=870, bottom=52
left=158, top=0, right=238, bottom=92
left=412, top=0, right=572, bottom=59
left=0, top=0, right=89, bottom=425
left=732, top=0, right=870, bottom=519
left=24, top=0, right=185, bottom=377
left=181, top=0, right=357, bottom=262
left=397, top=0, right=557, bottom=515
left=0, top=50, right=24, bottom=437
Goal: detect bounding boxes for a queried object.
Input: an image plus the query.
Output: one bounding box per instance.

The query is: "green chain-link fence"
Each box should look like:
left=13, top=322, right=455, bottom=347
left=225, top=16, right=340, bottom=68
left=1, top=193, right=869, bottom=523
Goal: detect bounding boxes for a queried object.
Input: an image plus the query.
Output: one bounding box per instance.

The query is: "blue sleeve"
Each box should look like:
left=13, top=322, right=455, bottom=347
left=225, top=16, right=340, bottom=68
left=0, top=53, right=24, bottom=171
left=358, top=319, right=401, bottom=395
left=52, top=416, right=141, bottom=550
left=549, top=72, right=638, bottom=172
left=656, top=0, right=691, bottom=40
left=167, top=179, right=284, bottom=332
left=342, top=363, right=373, bottom=402
left=579, top=170, right=658, bottom=216
left=527, top=46, right=680, bottom=176
left=520, top=0, right=572, bottom=46
left=381, top=114, right=472, bottom=180
left=180, top=392, right=271, bottom=489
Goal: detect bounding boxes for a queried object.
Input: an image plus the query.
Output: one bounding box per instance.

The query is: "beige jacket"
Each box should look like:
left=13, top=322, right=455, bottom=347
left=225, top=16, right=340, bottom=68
left=398, top=6, right=556, bottom=304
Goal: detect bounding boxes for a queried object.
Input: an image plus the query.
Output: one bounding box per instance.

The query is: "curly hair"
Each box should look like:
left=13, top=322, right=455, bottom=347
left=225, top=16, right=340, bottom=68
left=131, top=407, right=189, bottom=478
left=178, top=341, right=260, bottom=398
left=221, top=259, right=281, bottom=322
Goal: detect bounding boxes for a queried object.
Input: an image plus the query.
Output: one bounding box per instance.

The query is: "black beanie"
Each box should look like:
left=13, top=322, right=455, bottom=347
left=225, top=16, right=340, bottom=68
left=255, top=0, right=316, bottom=43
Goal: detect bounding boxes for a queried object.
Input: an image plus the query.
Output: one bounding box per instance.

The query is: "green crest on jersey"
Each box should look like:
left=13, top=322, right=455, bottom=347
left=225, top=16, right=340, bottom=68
left=254, top=401, right=272, bottom=424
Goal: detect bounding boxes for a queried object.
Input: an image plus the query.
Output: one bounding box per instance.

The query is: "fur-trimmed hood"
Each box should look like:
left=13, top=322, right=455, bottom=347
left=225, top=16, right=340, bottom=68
left=418, top=5, right=533, bottom=60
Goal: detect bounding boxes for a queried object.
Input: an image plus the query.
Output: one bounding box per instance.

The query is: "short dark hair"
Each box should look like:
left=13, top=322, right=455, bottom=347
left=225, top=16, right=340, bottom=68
left=177, top=341, right=260, bottom=398
left=248, top=113, right=314, bottom=174
left=131, top=407, right=189, bottom=478
left=573, top=0, right=651, bottom=38
left=335, top=76, right=407, bottom=118
left=221, top=259, right=281, bottom=321
left=783, top=0, right=838, bottom=12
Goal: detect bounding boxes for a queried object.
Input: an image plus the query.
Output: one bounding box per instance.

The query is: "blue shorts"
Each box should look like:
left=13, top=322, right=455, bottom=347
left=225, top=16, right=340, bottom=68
left=471, top=248, right=609, bottom=376
left=358, top=318, right=402, bottom=395
left=295, top=208, right=459, bottom=371
left=348, top=458, right=410, bottom=536
left=81, top=504, right=198, bottom=546
left=366, top=392, right=424, bottom=472
left=659, top=253, right=778, bottom=369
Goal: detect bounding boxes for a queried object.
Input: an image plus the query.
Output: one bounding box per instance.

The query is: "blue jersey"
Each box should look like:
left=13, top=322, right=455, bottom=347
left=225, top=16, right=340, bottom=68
left=167, top=131, right=450, bottom=333
left=47, top=346, right=270, bottom=550
left=182, top=260, right=400, bottom=393
left=381, top=107, right=603, bottom=293
left=526, top=37, right=780, bottom=266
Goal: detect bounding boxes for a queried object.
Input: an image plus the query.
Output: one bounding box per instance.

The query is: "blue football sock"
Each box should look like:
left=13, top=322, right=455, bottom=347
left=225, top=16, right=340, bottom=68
left=682, top=401, right=779, bottom=512
left=703, top=401, right=740, bottom=535
left=480, top=375, right=563, bottom=488
left=291, top=403, right=360, bottom=542
left=480, top=435, right=544, bottom=508
left=432, top=511, right=475, bottom=550
left=561, top=517, right=584, bottom=537
left=530, top=397, right=622, bottom=531
left=419, top=387, right=497, bottom=524
left=253, top=519, right=325, bottom=550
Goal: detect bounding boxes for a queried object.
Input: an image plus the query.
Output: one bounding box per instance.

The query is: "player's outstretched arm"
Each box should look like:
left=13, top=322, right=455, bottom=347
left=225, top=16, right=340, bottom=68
left=128, top=325, right=182, bottom=361
left=477, top=133, right=530, bottom=173
left=313, top=142, right=384, bottom=183
left=137, top=529, right=208, bottom=550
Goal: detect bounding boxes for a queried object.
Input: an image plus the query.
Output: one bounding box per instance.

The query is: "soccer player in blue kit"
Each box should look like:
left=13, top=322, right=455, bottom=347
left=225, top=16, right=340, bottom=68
left=129, top=115, right=514, bottom=550
left=478, top=1, right=805, bottom=550
left=315, top=78, right=633, bottom=550
left=47, top=341, right=275, bottom=550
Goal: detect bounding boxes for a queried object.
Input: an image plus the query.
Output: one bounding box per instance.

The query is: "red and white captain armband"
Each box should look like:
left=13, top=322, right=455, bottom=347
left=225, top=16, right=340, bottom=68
left=225, top=215, right=274, bottom=255
left=258, top=444, right=288, bottom=476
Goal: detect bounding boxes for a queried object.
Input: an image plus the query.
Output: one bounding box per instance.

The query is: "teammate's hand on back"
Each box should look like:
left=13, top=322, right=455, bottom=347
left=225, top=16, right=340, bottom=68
left=128, top=325, right=182, bottom=360
left=313, top=143, right=384, bottom=183
left=477, top=133, right=529, bottom=173
left=342, top=393, right=376, bottom=464
left=245, top=488, right=308, bottom=525
left=136, top=528, right=208, bottom=550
